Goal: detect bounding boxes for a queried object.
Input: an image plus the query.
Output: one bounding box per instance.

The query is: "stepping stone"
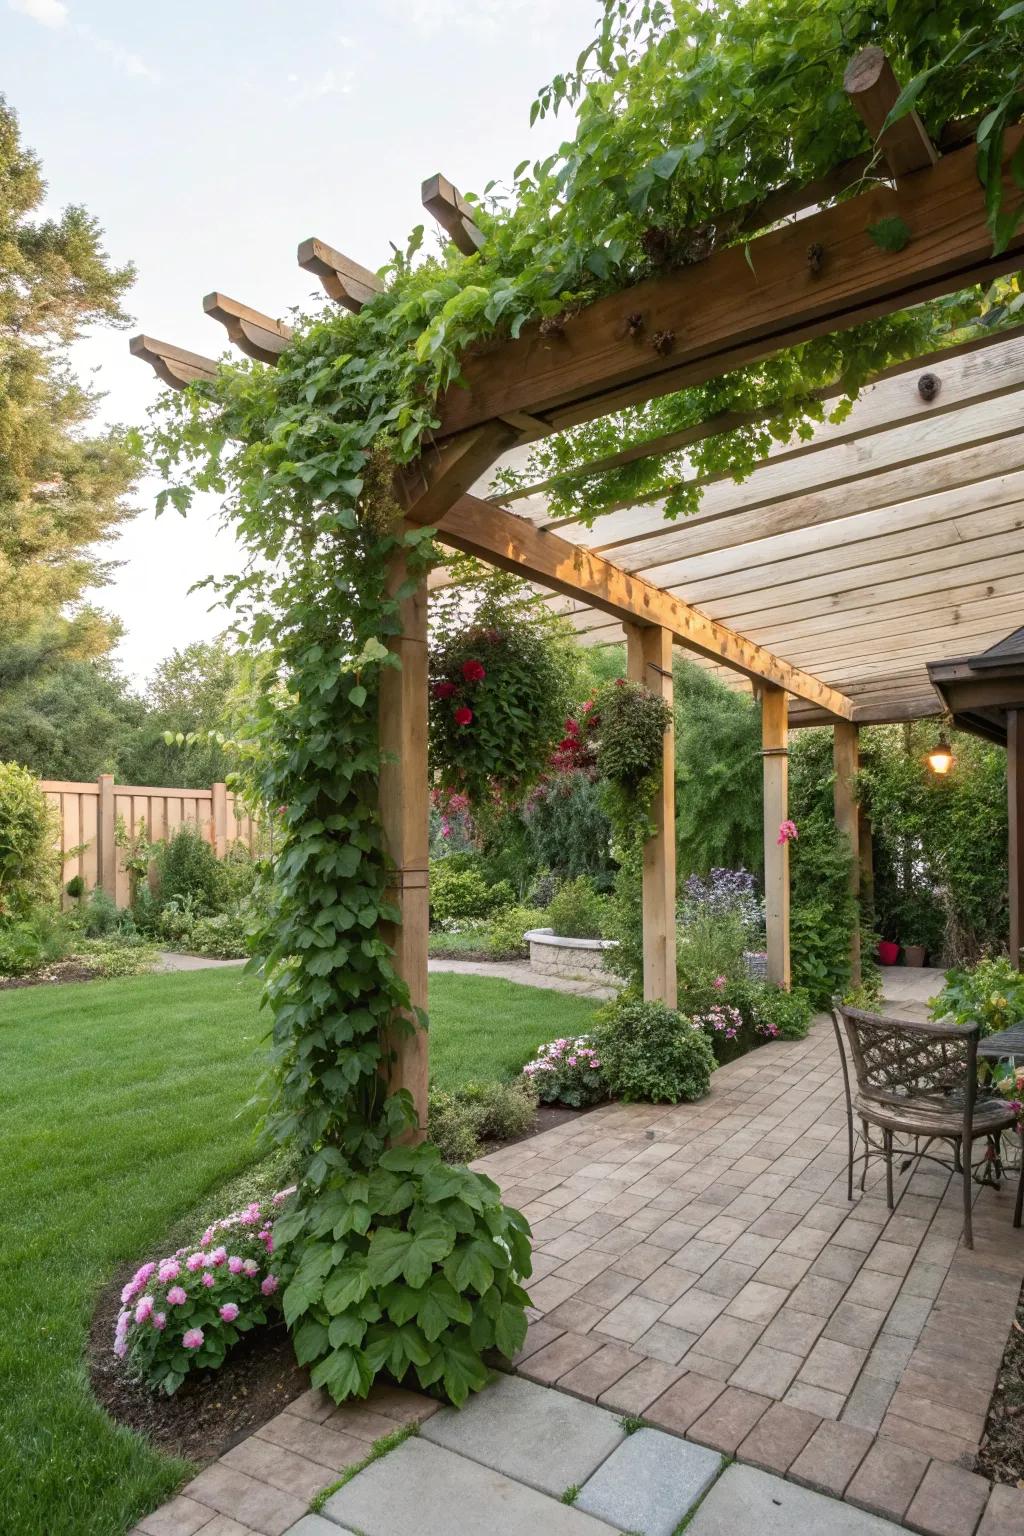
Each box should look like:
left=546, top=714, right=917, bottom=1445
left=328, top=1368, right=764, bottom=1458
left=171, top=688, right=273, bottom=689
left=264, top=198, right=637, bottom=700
left=575, top=1427, right=721, bottom=1536
left=322, top=1437, right=616, bottom=1536
left=419, top=1372, right=623, bottom=1497
left=686, top=1463, right=906, bottom=1535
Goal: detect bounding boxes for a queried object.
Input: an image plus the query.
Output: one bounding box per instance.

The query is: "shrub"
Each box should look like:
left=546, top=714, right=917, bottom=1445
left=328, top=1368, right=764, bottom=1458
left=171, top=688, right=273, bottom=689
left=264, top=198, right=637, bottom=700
left=930, top=954, right=1024, bottom=1036
left=427, top=1087, right=484, bottom=1163
left=116, top=1192, right=292, bottom=1394
left=485, top=905, right=538, bottom=959
left=429, top=859, right=508, bottom=926
left=0, top=910, right=70, bottom=976
left=154, top=826, right=225, bottom=914
left=0, top=761, right=59, bottom=919
left=681, top=868, right=763, bottom=940
left=428, top=1078, right=539, bottom=1162
left=522, top=1035, right=608, bottom=1108
left=189, top=912, right=250, bottom=959
left=596, top=998, right=716, bottom=1104
left=65, top=874, right=86, bottom=901
left=522, top=770, right=616, bottom=889
left=78, top=888, right=123, bottom=937
left=752, top=984, right=813, bottom=1040
left=76, top=936, right=159, bottom=978
left=546, top=877, right=607, bottom=940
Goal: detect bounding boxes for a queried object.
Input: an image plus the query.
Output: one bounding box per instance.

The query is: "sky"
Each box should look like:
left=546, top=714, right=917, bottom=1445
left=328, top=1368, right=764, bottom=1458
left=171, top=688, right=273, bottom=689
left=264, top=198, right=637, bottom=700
left=5, top=0, right=598, bottom=684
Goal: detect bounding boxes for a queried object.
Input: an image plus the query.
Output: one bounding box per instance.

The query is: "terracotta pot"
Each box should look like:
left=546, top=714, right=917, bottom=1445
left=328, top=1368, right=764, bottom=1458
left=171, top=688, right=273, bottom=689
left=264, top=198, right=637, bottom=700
left=903, top=944, right=927, bottom=968
left=877, top=940, right=900, bottom=966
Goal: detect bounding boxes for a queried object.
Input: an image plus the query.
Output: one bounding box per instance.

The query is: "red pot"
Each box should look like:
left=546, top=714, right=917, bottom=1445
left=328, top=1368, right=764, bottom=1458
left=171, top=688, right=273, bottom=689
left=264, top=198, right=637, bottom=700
left=877, top=940, right=900, bottom=966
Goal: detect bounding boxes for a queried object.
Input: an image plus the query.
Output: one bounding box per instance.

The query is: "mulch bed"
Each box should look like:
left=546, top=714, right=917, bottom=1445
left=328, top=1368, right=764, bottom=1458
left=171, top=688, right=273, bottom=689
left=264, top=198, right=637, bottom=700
left=977, top=1276, right=1024, bottom=1488
left=0, top=961, right=99, bottom=990
left=88, top=1101, right=590, bottom=1465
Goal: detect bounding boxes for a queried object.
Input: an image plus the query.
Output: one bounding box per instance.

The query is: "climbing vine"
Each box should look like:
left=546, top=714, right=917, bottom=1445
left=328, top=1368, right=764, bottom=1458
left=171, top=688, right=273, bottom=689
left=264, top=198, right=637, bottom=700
left=146, top=0, right=1022, bottom=1407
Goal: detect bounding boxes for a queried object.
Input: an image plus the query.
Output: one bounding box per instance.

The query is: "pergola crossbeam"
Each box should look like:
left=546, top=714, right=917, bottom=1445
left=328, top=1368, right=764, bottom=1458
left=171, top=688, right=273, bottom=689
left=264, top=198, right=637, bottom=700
left=298, top=237, right=384, bottom=312
left=203, top=293, right=292, bottom=363
left=421, top=174, right=485, bottom=256
left=843, top=46, right=939, bottom=180
left=128, top=334, right=218, bottom=387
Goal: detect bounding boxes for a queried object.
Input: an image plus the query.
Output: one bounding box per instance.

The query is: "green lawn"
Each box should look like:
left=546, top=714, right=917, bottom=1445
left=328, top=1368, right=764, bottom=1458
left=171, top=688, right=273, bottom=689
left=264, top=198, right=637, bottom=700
left=0, top=967, right=596, bottom=1536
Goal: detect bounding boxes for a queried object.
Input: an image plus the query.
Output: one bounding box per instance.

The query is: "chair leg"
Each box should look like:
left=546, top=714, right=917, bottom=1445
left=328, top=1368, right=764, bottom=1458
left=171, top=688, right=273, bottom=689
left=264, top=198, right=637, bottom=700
left=1015, top=1152, right=1024, bottom=1230
left=860, top=1121, right=869, bottom=1193
left=845, top=1101, right=854, bottom=1202
left=962, top=1137, right=973, bottom=1249
left=884, top=1129, right=894, bottom=1210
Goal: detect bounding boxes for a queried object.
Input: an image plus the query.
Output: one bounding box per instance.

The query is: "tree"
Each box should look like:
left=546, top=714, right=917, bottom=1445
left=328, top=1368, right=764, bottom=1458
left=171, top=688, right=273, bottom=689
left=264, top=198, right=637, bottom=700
left=0, top=657, right=143, bottom=780
left=119, top=637, right=242, bottom=787
left=0, top=93, right=138, bottom=694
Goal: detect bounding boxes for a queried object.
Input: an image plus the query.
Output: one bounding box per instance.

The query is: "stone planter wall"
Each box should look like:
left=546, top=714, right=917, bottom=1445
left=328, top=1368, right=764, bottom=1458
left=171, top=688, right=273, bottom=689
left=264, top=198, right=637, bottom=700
left=523, top=928, right=618, bottom=982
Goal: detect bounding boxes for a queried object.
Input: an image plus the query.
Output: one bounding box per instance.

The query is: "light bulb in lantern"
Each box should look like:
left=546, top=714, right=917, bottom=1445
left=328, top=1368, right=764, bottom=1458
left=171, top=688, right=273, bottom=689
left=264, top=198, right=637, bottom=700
left=927, top=735, right=955, bottom=776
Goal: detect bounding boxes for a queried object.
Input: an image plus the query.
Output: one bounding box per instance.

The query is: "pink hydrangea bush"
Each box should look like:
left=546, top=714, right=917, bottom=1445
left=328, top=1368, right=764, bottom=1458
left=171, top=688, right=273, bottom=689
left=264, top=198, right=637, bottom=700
left=113, top=1189, right=294, bottom=1394
left=522, top=1035, right=607, bottom=1108
left=693, top=1004, right=744, bottom=1042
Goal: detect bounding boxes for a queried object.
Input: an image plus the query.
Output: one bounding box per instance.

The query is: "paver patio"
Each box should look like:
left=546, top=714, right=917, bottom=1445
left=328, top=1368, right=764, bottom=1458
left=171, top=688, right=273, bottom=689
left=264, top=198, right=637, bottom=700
left=132, top=986, right=1024, bottom=1536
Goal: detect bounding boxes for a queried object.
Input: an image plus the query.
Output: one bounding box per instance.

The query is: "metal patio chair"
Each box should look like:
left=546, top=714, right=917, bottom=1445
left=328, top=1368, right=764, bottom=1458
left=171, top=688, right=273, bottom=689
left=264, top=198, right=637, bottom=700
left=831, top=1000, right=1018, bottom=1249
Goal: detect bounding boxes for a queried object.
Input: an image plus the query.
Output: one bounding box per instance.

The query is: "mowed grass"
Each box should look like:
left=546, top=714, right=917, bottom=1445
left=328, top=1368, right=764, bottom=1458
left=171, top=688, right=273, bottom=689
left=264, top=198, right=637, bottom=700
left=0, top=966, right=596, bottom=1536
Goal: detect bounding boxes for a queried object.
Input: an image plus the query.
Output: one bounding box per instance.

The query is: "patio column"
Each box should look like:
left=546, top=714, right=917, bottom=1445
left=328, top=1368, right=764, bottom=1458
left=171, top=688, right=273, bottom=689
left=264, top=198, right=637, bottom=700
left=833, top=721, right=862, bottom=987
left=761, top=685, right=791, bottom=989
left=625, top=623, right=678, bottom=1008
left=378, top=536, right=429, bottom=1140
left=1010, top=709, right=1024, bottom=970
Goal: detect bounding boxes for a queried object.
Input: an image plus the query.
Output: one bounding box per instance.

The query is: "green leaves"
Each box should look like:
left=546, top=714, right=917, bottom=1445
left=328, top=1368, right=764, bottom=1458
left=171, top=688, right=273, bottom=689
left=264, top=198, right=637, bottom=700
left=367, top=1215, right=457, bottom=1288
left=866, top=217, right=911, bottom=254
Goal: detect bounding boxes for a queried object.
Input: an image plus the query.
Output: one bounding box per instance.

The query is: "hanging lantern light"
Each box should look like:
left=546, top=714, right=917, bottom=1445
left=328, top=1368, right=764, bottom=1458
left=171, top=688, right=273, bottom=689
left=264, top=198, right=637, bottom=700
left=927, top=734, right=955, bottom=776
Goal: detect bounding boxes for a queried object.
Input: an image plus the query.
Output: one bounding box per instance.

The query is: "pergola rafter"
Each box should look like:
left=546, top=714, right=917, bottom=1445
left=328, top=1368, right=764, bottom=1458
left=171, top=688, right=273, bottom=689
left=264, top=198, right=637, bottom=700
left=129, top=42, right=1023, bottom=1083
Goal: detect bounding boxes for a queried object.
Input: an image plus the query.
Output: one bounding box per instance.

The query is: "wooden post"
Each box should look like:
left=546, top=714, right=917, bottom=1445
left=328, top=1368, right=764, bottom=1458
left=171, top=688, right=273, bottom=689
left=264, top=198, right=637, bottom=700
left=833, top=721, right=862, bottom=987
left=761, top=686, right=791, bottom=989
left=625, top=623, right=678, bottom=1008
left=97, top=773, right=116, bottom=901
left=212, top=782, right=228, bottom=858
left=1010, top=710, right=1024, bottom=970
left=378, top=538, right=430, bottom=1139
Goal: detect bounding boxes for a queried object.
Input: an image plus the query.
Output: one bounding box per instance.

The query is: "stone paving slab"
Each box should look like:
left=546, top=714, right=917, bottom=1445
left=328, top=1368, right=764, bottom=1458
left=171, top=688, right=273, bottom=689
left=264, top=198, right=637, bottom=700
left=574, top=1427, right=721, bottom=1536
left=320, top=1437, right=618, bottom=1536
left=686, top=1462, right=907, bottom=1536
left=419, top=1371, right=624, bottom=1497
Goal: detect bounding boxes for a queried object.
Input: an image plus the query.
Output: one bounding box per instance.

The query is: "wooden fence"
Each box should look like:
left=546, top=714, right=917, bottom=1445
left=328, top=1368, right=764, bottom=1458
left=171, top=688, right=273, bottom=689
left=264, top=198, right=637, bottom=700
left=40, top=775, right=260, bottom=908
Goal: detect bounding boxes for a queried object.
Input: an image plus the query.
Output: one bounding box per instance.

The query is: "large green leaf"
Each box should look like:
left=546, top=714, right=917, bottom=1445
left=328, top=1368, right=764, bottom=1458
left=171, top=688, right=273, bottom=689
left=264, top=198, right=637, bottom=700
left=367, top=1215, right=456, bottom=1288
left=322, top=1259, right=371, bottom=1315
left=310, top=1345, right=371, bottom=1403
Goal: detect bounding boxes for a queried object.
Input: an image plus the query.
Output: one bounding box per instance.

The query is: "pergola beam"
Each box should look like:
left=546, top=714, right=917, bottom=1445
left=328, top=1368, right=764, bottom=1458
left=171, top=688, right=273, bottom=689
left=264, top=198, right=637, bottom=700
left=203, top=293, right=292, bottom=363
left=128, top=335, right=218, bottom=388
left=434, top=131, right=1024, bottom=440
left=298, top=237, right=384, bottom=312
left=422, top=174, right=485, bottom=256
left=843, top=46, right=938, bottom=180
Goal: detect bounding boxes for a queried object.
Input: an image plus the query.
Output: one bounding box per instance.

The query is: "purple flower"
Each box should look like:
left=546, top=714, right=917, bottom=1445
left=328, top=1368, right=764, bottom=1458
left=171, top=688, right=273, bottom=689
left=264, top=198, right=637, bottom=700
left=182, top=1327, right=204, bottom=1350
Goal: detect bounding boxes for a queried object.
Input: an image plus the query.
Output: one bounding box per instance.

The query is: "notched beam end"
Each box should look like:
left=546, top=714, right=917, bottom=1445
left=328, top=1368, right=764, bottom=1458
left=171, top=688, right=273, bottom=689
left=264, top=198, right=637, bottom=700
left=297, top=237, right=384, bottom=313
left=129, top=334, right=218, bottom=390
left=202, top=292, right=291, bottom=363
left=421, top=172, right=486, bottom=257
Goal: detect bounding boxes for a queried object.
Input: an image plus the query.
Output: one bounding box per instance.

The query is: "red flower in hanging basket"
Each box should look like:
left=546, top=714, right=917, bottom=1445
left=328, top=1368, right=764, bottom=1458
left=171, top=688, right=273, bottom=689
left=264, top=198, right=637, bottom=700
left=454, top=706, right=474, bottom=726
left=461, top=659, right=486, bottom=683
left=432, top=681, right=457, bottom=699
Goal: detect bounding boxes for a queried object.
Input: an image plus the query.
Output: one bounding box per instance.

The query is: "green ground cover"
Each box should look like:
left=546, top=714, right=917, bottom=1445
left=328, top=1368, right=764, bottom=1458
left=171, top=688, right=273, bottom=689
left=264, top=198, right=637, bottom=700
left=0, top=966, right=595, bottom=1536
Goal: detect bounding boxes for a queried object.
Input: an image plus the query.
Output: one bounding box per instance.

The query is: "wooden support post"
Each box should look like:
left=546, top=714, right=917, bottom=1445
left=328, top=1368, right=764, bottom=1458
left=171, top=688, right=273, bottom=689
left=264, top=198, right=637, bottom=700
left=625, top=624, right=677, bottom=1008
left=843, top=46, right=938, bottom=179
left=212, top=782, right=229, bottom=859
left=378, top=538, right=430, bottom=1138
left=833, top=721, right=862, bottom=987
left=761, top=687, right=791, bottom=989
left=97, top=773, right=116, bottom=901
left=1010, top=709, right=1024, bottom=970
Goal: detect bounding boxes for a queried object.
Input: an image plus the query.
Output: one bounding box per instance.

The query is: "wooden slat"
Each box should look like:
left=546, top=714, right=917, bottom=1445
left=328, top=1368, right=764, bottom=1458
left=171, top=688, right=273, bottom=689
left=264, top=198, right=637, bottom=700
left=843, top=46, right=938, bottom=180
left=297, top=237, right=384, bottom=312
left=434, top=131, right=1024, bottom=440
left=437, top=494, right=853, bottom=715
left=129, top=334, right=218, bottom=388
left=203, top=293, right=292, bottom=363
left=422, top=173, right=485, bottom=256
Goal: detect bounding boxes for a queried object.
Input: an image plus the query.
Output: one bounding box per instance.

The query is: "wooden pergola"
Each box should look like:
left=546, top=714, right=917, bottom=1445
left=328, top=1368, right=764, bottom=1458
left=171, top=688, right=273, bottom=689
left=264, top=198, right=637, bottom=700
left=131, top=47, right=1024, bottom=1127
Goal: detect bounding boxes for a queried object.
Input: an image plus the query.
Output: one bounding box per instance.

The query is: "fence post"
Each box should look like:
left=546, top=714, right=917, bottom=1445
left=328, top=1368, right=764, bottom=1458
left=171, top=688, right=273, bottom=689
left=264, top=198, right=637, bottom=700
left=212, top=782, right=228, bottom=858
left=97, top=774, right=116, bottom=899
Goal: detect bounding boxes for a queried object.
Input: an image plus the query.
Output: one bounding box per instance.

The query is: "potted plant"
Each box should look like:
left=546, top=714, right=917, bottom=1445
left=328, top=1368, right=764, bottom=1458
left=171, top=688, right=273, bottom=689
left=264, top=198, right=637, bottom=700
left=877, top=939, right=900, bottom=966
left=902, top=939, right=927, bottom=968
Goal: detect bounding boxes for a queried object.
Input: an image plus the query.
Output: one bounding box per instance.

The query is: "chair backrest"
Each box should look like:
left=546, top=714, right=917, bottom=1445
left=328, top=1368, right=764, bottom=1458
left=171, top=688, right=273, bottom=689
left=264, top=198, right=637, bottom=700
left=831, top=1000, right=979, bottom=1113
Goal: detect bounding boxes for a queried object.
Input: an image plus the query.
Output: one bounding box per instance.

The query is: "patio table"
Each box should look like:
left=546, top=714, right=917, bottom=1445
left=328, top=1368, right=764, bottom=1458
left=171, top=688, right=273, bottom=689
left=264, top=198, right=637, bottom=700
left=976, top=1025, right=1024, bottom=1227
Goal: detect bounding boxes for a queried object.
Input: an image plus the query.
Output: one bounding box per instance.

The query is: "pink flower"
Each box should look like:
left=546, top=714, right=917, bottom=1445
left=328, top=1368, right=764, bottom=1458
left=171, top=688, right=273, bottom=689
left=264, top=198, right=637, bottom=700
left=227, top=1256, right=244, bottom=1274
left=261, top=1274, right=279, bottom=1296
left=777, top=819, right=799, bottom=846
left=454, top=705, right=473, bottom=726
left=120, top=1279, right=140, bottom=1305
left=158, top=1259, right=180, bottom=1283
left=201, top=1273, right=216, bottom=1288
left=152, top=1312, right=167, bottom=1331
left=461, top=658, right=486, bottom=683
left=210, top=1246, right=228, bottom=1267
left=134, top=1262, right=157, bottom=1286
left=219, top=1303, right=239, bottom=1322
left=185, top=1252, right=206, bottom=1272
left=242, top=1258, right=259, bottom=1277
left=713, top=975, right=726, bottom=991
left=182, top=1328, right=204, bottom=1350
left=166, top=1286, right=188, bottom=1306
left=134, top=1296, right=154, bottom=1324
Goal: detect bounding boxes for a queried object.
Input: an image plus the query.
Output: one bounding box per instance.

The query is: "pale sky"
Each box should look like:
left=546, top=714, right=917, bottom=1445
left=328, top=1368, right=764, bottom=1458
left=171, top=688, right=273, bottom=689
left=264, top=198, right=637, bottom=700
left=5, top=0, right=597, bottom=683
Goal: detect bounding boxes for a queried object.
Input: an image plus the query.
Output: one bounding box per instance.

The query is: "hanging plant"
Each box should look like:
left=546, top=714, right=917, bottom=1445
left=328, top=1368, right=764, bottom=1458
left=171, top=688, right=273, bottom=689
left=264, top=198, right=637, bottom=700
left=429, top=611, right=578, bottom=807
left=594, top=678, right=674, bottom=844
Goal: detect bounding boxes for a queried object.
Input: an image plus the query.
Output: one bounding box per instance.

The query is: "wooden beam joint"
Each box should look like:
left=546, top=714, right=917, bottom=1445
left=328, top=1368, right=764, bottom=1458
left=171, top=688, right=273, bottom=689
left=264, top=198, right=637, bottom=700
left=843, top=45, right=939, bottom=180
left=203, top=293, right=292, bottom=364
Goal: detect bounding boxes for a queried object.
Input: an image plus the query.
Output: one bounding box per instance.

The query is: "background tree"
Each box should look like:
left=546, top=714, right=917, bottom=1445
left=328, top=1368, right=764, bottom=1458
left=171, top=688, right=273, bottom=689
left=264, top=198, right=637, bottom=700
left=0, top=93, right=138, bottom=708
left=119, top=637, right=242, bottom=788
left=0, top=656, right=143, bottom=780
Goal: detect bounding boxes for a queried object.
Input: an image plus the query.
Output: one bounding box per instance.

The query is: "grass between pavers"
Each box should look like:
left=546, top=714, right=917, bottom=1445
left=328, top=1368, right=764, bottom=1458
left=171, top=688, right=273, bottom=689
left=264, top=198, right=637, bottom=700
left=671, top=1454, right=732, bottom=1534
left=0, top=966, right=596, bottom=1536
left=308, top=1422, right=420, bottom=1512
